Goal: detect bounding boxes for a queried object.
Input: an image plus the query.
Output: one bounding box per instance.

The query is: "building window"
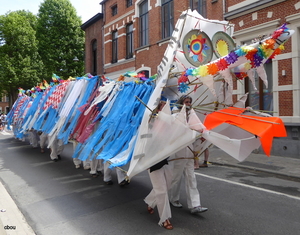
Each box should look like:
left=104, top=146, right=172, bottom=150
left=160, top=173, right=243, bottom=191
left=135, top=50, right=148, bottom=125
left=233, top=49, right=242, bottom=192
left=139, top=0, right=149, bottom=47
left=92, top=40, right=97, bottom=75
left=190, top=0, right=207, bottom=18
left=161, top=0, right=174, bottom=39
left=126, top=0, right=133, bottom=7
left=126, top=24, right=134, bottom=59
left=111, top=5, right=118, bottom=16
left=112, top=31, right=118, bottom=63
left=245, top=61, right=273, bottom=113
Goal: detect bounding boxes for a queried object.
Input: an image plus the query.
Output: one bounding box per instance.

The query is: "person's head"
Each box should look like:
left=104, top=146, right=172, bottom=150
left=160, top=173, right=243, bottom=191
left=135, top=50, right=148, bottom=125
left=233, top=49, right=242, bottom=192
left=177, top=95, right=192, bottom=110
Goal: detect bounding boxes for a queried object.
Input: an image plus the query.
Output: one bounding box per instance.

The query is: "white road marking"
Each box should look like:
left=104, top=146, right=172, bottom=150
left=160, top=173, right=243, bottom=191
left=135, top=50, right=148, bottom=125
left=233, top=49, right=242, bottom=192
left=195, top=172, right=300, bottom=201
left=0, top=131, right=12, bottom=136
left=7, top=146, right=29, bottom=149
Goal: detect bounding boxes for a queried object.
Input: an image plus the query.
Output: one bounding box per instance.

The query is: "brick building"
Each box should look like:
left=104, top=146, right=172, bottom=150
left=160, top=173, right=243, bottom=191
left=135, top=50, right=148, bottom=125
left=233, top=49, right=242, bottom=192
left=82, top=0, right=223, bottom=80
left=0, top=95, right=9, bottom=114
left=81, top=13, right=104, bottom=76
left=82, top=0, right=300, bottom=157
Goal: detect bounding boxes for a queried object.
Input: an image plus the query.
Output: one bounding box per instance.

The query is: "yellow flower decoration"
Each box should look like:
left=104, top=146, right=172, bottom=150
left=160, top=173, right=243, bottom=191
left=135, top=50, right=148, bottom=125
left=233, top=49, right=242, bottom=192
left=191, top=34, right=197, bottom=40
left=279, top=44, right=285, bottom=50
left=242, top=46, right=255, bottom=53
left=264, top=48, right=274, bottom=58
left=244, top=62, right=251, bottom=70
left=216, top=40, right=229, bottom=57
left=199, top=65, right=209, bottom=77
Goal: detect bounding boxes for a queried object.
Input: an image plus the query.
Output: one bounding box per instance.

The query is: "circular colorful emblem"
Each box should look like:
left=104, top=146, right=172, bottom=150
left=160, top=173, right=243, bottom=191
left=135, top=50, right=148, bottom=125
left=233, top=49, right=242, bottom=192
left=212, top=31, right=236, bottom=58
left=183, top=30, right=213, bottom=67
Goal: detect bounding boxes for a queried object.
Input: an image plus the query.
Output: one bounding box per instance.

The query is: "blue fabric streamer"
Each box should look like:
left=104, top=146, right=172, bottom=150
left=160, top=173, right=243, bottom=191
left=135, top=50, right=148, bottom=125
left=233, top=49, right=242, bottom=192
left=75, top=81, right=154, bottom=167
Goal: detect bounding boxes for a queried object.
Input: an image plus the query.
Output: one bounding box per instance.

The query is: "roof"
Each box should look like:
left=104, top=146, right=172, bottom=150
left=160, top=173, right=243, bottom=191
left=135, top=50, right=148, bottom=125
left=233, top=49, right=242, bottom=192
left=81, top=13, right=103, bottom=30
left=100, top=0, right=109, bottom=5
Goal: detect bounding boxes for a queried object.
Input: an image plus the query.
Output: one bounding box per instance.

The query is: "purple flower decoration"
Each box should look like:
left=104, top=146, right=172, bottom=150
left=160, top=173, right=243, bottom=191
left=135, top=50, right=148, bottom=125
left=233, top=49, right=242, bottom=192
left=252, top=54, right=263, bottom=67
left=140, top=76, right=148, bottom=81
left=225, top=51, right=239, bottom=64
left=178, top=82, right=190, bottom=93
left=280, top=23, right=287, bottom=31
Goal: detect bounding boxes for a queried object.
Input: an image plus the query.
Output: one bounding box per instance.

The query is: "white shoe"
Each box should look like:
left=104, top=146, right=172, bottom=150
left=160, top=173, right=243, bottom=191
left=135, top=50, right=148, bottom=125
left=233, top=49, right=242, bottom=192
left=75, top=165, right=80, bottom=169
left=83, top=166, right=90, bottom=170
left=190, top=206, right=208, bottom=214
left=170, top=201, right=183, bottom=208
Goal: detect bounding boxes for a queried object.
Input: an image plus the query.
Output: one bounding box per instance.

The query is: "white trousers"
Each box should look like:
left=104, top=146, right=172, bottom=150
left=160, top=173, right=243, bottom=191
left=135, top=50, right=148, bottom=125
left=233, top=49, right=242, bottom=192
left=169, top=158, right=201, bottom=209
left=72, top=141, right=91, bottom=167
left=89, top=159, right=103, bottom=174
left=39, top=133, right=48, bottom=149
left=28, top=130, right=39, bottom=148
left=144, top=164, right=172, bottom=226
left=73, top=158, right=91, bottom=168
left=49, top=138, right=64, bottom=160
left=103, top=161, right=126, bottom=183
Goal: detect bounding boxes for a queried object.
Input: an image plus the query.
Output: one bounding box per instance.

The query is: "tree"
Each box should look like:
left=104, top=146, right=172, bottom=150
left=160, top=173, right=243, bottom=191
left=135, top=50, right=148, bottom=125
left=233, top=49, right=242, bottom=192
left=0, top=10, right=44, bottom=107
left=36, top=0, right=84, bottom=79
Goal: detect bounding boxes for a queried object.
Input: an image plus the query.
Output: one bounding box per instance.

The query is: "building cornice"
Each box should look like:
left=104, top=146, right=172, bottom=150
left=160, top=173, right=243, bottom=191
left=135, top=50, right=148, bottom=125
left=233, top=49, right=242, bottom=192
left=286, top=12, right=300, bottom=23
left=224, top=0, right=287, bottom=20
left=104, top=57, right=135, bottom=69
left=233, top=19, right=280, bottom=37
left=104, top=10, right=135, bottom=29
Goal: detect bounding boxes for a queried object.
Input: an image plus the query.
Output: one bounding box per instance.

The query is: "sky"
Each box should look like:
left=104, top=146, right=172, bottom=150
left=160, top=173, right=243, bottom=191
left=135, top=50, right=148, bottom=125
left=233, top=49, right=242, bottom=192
left=0, top=0, right=102, bottom=23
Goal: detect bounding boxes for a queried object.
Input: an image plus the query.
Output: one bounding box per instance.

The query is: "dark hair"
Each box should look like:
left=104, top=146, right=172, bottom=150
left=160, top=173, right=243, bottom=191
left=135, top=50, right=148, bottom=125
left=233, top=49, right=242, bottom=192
left=177, top=95, right=192, bottom=105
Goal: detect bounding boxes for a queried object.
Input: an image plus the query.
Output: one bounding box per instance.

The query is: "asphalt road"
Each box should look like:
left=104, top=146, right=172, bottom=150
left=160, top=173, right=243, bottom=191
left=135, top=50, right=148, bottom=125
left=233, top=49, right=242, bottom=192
left=0, top=132, right=300, bottom=235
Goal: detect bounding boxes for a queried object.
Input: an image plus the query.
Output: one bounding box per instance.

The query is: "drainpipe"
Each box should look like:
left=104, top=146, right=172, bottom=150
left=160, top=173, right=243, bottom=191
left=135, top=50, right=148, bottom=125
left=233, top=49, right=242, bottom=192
left=223, top=0, right=226, bottom=20
left=101, top=2, right=105, bottom=75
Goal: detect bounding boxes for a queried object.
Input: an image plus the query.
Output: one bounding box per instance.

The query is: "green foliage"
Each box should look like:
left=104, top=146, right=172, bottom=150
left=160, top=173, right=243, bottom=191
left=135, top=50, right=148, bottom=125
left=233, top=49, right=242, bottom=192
left=0, top=0, right=86, bottom=105
left=36, top=0, right=84, bottom=79
left=0, top=10, right=44, bottom=104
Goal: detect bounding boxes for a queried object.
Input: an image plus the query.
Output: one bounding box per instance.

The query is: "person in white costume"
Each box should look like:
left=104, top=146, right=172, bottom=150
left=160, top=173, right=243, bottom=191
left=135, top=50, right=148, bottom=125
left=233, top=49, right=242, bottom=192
left=194, top=141, right=210, bottom=169
left=144, top=100, right=173, bottom=230
left=39, top=132, right=48, bottom=153
left=169, top=96, right=208, bottom=214
left=28, top=129, right=39, bottom=148
left=89, top=159, right=103, bottom=177
left=102, top=161, right=128, bottom=186
left=199, top=148, right=209, bottom=168
left=49, top=137, right=64, bottom=162
left=71, top=140, right=91, bottom=169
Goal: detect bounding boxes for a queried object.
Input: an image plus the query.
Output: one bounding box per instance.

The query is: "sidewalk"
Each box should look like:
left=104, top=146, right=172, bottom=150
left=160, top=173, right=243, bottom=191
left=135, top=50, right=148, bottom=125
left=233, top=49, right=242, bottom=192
left=0, top=127, right=35, bottom=235
left=208, top=147, right=300, bottom=180
left=0, top=181, right=35, bottom=235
